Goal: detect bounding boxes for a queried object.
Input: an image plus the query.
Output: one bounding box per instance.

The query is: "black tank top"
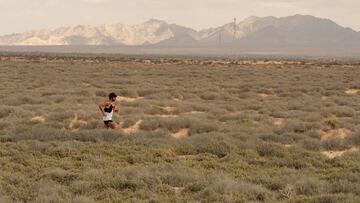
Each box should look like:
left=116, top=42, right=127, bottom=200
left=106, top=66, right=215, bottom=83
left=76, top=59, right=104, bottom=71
left=104, top=102, right=114, bottom=113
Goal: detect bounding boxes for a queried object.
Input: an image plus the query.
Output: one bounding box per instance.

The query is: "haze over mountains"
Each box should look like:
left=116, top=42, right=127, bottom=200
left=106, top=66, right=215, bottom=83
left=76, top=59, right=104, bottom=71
left=1, top=15, right=359, bottom=46
left=0, top=15, right=360, bottom=57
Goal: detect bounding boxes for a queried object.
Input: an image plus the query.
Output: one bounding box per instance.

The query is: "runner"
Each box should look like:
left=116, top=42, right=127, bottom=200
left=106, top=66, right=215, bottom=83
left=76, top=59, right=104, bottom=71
left=98, top=92, right=119, bottom=129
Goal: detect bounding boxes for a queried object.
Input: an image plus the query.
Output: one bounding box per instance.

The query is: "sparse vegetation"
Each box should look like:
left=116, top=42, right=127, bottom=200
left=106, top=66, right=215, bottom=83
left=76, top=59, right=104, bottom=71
left=0, top=54, right=360, bottom=202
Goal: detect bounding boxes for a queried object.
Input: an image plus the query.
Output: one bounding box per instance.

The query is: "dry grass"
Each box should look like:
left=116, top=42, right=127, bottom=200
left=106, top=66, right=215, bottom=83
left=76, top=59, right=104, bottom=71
left=1, top=54, right=360, bottom=202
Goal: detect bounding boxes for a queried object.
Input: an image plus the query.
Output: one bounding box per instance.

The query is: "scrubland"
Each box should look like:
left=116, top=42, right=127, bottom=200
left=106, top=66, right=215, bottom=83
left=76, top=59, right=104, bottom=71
left=0, top=55, right=360, bottom=202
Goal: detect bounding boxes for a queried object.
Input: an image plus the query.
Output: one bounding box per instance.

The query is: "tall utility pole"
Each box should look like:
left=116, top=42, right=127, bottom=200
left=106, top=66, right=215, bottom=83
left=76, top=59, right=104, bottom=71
left=233, top=18, right=237, bottom=43
left=218, top=29, right=222, bottom=46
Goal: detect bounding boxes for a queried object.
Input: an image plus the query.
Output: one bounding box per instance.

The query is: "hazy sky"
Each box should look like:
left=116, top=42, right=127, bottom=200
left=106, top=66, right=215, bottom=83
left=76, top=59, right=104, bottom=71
left=0, top=0, right=359, bottom=35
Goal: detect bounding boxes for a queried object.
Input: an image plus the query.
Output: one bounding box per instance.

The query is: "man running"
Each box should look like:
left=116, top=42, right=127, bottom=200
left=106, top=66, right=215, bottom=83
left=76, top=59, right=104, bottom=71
left=98, top=92, right=119, bottom=129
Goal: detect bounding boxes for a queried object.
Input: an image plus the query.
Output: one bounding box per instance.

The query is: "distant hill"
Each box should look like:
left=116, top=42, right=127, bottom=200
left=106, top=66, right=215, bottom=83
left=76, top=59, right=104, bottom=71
left=0, top=19, right=198, bottom=46
left=0, top=15, right=359, bottom=57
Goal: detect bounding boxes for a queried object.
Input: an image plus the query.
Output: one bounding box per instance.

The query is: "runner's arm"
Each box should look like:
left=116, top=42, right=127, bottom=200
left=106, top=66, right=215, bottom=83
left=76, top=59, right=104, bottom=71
left=98, top=101, right=108, bottom=116
left=114, top=105, right=120, bottom=113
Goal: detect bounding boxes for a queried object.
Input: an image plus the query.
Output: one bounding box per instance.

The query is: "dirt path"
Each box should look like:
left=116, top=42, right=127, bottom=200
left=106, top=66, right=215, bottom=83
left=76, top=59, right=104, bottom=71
left=120, top=120, right=143, bottom=134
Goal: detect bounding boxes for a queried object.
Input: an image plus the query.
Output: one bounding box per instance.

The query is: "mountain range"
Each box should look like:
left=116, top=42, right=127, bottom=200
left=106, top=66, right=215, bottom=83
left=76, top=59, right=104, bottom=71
left=0, top=15, right=359, bottom=51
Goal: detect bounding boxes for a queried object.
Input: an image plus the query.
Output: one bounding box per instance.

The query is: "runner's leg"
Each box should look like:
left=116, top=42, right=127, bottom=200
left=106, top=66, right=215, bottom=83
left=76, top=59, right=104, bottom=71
left=108, top=122, right=117, bottom=129
left=104, top=121, right=110, bottom=129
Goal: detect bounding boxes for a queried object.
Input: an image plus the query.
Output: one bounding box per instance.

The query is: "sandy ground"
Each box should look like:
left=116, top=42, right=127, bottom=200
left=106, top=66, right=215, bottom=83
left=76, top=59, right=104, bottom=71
left=69, top=114, right=87, bottom=129
left=170, top=128, right=190, bottom=139
left=319, top=128, right=351, bottom=140
left=120, top=120, right=143, bottom=134
left=272, top=118, right=285, bottom=128
left=322, top=147, right=359, bottom=159
left=116, top=96, right=144, bottom=102
left=30, top=116, right=46, bottom=123
left=345, top=89, right=360, bottom=95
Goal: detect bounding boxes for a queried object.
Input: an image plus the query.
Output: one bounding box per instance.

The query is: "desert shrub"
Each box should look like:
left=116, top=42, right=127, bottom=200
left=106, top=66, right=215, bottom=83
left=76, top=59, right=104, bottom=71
left=13, top=126, right=69, bottom=141
left=280, top=120, right=320, bottom=134
left=195, top=175, right=274, bottom=202
left=287, top=101, right=307, bottom=111
left=200, top=92, right=220, bottom=100
left=174, top=141, right=197, bottom=156
left=218, top=113, right=242, bottom=122
left=0, top=196, right=12, bottom=203
left=119, top=106, right=144, bottom=115
left=0, top=106, right=13, bottom=118
left=178, top=133, right=232, bottom=158
left=0, top=121, right=10, bottom=131
left=159, top=118, right=191, bottom=132
left=329, top=179, right=360, bottom=194
left=80, top=119, right=101, bottom=130
left=95, top=90, right=108, bottom=97
left=259, top=133, right=293, bottom=144
left=120, top=89, right=138, bottom=98
left=327, top=106, right=354, bottom=117
left=189, top=103, right=210, bottom=112
left=139, top=119, right=160, bottom=131
left=297, top=112, right=323, bottom=123
left=6, top=172, right=27, bottom=187
left=144, top=92, right=172, bottom=100
left=256, top=143, right=287, bottom=157
left=250, top=175, right=286, bottom=191
left=3, top=96, right=45, bottom=106
left=48, top=111, right=74, bottom=122
left=304, top=194, right=360, bottom=203
left=242, top=100, right=263, bottom=111
left=300, top=138, right=321, bottom=151
left=172, top=104, right=192, bottom=114
left=73, top=89, right=91, bottom=97
left=70, top=181, right=93, bottom=195
left=80, top=169, right=106, bottom=183
left=41, top=90, right=58, bottom=96
left=43, top=167, right=76, bottom=183
left=25, top=140, right=52, bottom=154
left=32, top=181, right=71, bottom=203
left=294, top=177, right=324, bottom=196
left=136, top=88, right=159, bottom=97
left=104, top=175, right=147, bottom=192
left=70, top=131, right=98, bottom=142
left=71, top=196, right=96, bottom=203
left=45, top=141, right=86, bottom=158
left=324, top=116, right=340, bottom=129
left=151, top=164, right=198, bottom=187
left=121, top=117, right=139, bottom=128
left=345, top=132, right=360, bottom=146
left=275, top=154, right=310, bottom=169
left=143, top=106, right=167, bottom=115
left=189, top=120, right=218, bottom=135
left=73, top=129, right=123, bottom=142
left=322, top=137, right=346, bottom=151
